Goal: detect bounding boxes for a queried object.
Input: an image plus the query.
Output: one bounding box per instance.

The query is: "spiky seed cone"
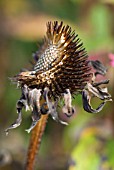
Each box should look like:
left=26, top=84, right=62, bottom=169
left=15, top=21, right=92, bottom=98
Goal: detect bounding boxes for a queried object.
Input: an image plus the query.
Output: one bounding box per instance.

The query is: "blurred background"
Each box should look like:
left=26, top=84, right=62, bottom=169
left=0, top=0, right=114, bottom=169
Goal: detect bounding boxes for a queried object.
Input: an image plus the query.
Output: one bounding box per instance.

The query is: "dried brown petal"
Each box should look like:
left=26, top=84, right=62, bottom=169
left=87, top=83, right=112, bottom=101
left=89, top=60, right=107, bottom=76
left=62, top=89, right=75, bottom=117
left=44, top=87, right=68, bottom=125
left=25, top=88, right=42, bottom=133
left=5, top=100, right=23, bottom=135
left=82, top=89, right=106, bottom=113
left=93, top=79, right=109, bottom=87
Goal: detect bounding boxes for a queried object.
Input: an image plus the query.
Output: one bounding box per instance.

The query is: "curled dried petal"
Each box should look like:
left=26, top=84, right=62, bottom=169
left=25, top=116, right=41, bottom=133
left=89, top=60, right=107, bottom=76
left=5, top=100, right=23, bottom=135
left=93, top=79, right=109, bottom=87
left=82, top=89, right=106, bottom=113
left=25, top=89, right=42, bottom=133
left=62, top=89, right=75, bottom=117
left=87, top=83, right=112, bottom=101
left=44, top=87, right=68, bottom=125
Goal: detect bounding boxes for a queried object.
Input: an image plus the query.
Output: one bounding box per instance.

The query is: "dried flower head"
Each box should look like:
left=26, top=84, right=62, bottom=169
left=5, top=21, right=112, bottom=134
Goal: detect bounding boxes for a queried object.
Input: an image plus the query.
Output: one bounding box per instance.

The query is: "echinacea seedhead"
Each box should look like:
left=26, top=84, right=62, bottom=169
left=5, top=21, right=112, bottom=134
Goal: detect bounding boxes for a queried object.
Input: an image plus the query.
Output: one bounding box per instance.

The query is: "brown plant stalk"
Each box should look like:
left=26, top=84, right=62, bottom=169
left=25, top=114, right=49, bottom=170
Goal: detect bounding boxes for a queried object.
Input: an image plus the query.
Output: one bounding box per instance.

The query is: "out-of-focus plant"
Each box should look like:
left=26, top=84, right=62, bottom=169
left=68, top=123, right=114, bottom=170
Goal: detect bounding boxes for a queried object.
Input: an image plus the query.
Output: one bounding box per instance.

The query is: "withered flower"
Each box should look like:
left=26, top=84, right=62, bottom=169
left=5, top=21, right=112, bottom=134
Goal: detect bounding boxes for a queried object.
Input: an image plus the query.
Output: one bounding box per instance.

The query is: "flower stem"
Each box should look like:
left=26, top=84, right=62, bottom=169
left=25, top=114, right=49, bottom=170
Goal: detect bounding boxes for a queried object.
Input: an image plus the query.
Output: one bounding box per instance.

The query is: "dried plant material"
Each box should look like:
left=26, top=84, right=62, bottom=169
left=43, top=87, right=68, bottom=125
left=89, top=60, right=107, bottom=76
left=82, top=89, right=106, bottom=113
left=62, top=89, right=75, bottom=117
left=6, top=21, right=112, bottom=134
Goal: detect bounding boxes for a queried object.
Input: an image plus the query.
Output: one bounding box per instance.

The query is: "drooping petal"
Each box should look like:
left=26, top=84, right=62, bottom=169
left=5, top=99, right=23, bottom=135
left=89, top=60, right=107, bottom=76
left=93, top=79, right=109, bottom=87
left=62, top=89, right=75, bottom=117
left=25, top=89, right=42, bottom=133
left=82, top=89, right=106, bottom=113
left=44, top=87, right=68, bottom=125
left=87, top=83, right=112, bottom=101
